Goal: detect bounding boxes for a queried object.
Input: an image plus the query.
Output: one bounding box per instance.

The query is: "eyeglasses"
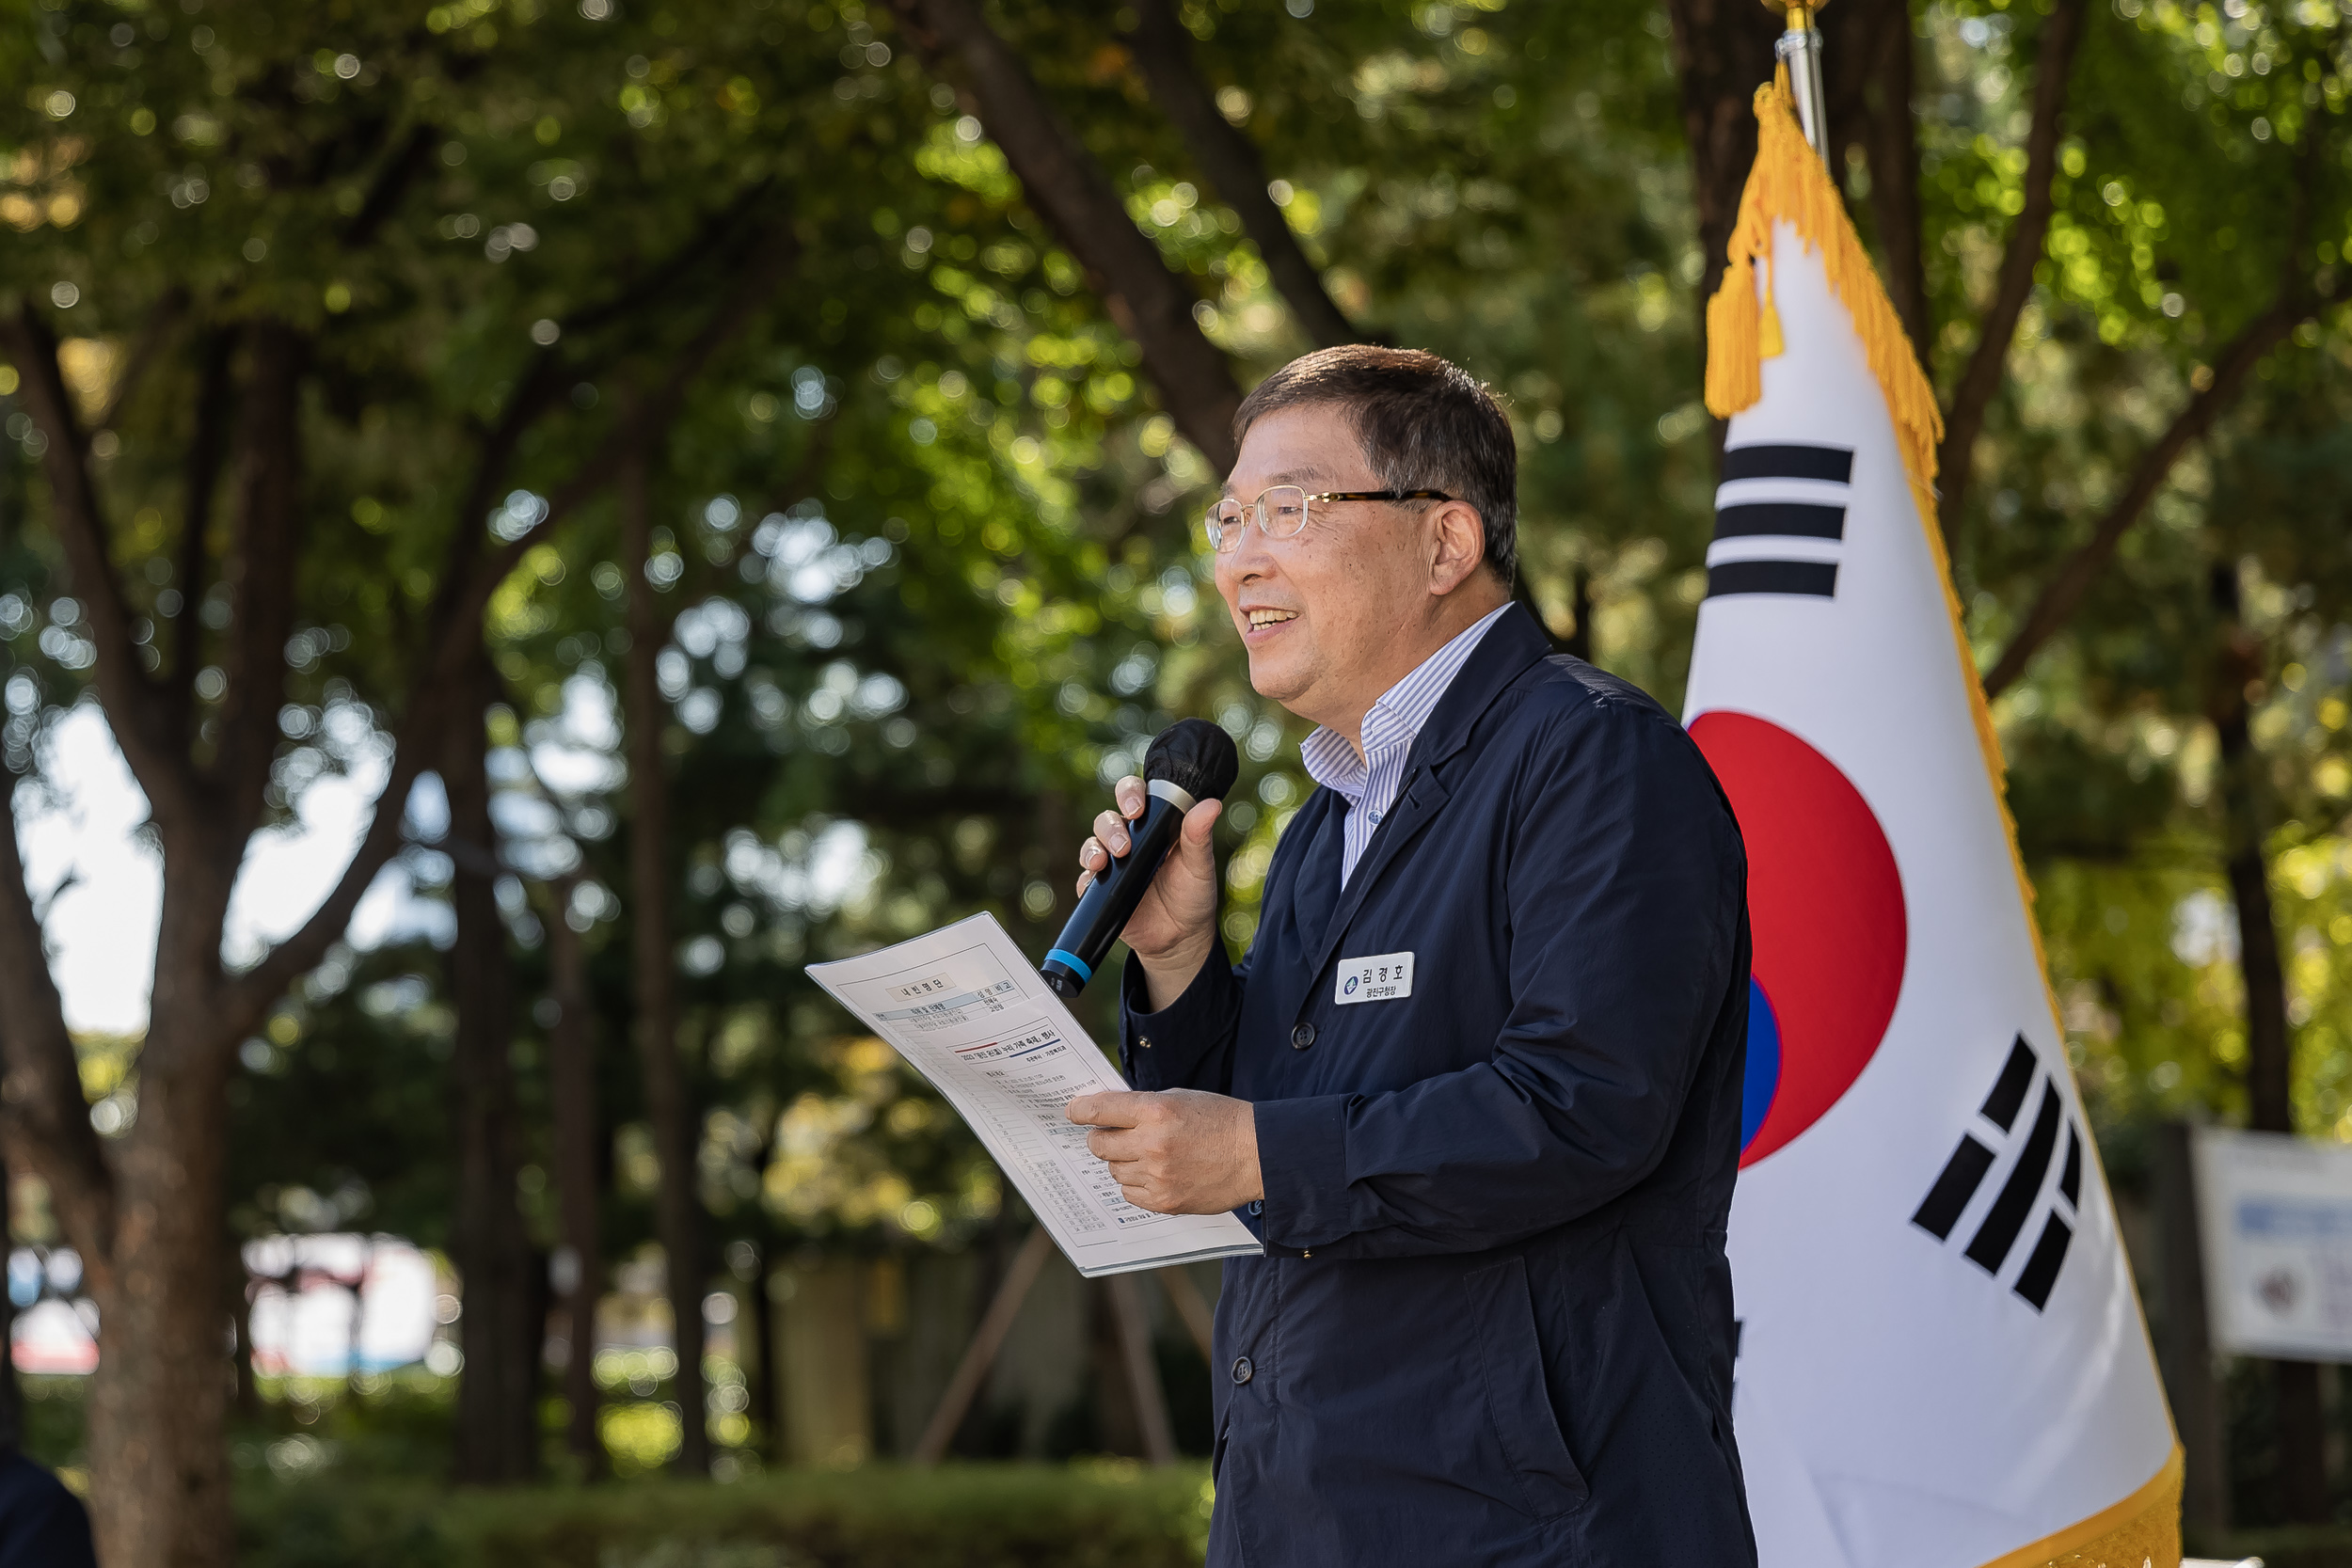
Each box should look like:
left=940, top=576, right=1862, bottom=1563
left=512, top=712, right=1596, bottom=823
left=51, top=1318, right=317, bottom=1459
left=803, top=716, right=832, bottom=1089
left=1201, top=485, right=1454, bottom=553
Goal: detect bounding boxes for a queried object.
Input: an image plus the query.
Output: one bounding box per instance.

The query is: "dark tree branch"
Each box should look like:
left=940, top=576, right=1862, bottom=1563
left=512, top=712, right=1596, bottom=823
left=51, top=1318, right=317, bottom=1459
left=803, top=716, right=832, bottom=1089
left=1980, top=295, right=2316, bottom=696
left=341, top=121, right=438, bottom=249
left=0, top=772, right=117, bottom=1285
left=169, top=329, right=238, bottom=706
left=210, top=323, right=309, bottom=858
left=452, top=350, right=571, bottom=541
left=890, top=0, right=1243, bottom=471
left=213, top=710, right=438, bottom=1038
left=0, top=308, right=194, bottom=825
left=1123, top=0, right=1361, bottom=350
left=1936, top=0, right=2087, bottom=550
left=469, top=217, right=803, bottom=613
left=449, top=180, right=780, bottom=537
left=95, top=288, right=187, bottom=433
left=1983, top=130, right=2335, bottom=697
left=563, top=179, right=776, bottom=338
left=217, top=217, right=800, bottom=1031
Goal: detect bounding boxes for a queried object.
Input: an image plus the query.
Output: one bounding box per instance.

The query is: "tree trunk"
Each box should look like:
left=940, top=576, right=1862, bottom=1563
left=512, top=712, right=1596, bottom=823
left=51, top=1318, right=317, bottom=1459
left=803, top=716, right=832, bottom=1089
left=752, top=1247, right=781, bottom=1457
left=83, top=1052, right=235, bottom=1567
left=228, top=1230, right=260, bottom=1421
left=1822, top=1, right=1929, bottom=356
left=446, top=648, right=538, bottom=1484
left=2210, top=558, right=2329, bottom=1523
left=1661, top=0, right=1783, bottom=313
left=1562, top=565, right=1594, bottom=665
left=621, top=442, right=710, bottom=1476
left=547, top=877, right=608, bottom=1478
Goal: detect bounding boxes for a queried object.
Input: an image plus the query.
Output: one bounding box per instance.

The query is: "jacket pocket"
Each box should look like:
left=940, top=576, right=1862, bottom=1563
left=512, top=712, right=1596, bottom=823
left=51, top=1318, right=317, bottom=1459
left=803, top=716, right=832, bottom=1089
left=1212, top=1414, right=1231, bottom=1484
left=1464, top=1255, right=1589, bottom=1520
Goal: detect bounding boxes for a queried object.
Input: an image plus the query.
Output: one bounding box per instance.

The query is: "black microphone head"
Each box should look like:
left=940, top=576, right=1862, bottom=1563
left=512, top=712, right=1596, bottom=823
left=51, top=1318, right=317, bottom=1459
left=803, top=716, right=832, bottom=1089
left=1144, top=719, right=1240, bottom=803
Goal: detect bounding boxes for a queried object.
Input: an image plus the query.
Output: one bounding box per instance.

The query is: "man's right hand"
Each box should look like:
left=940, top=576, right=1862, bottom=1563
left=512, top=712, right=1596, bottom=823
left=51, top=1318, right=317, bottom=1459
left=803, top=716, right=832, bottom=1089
left=1076, top=775, right=1223, bottom=1011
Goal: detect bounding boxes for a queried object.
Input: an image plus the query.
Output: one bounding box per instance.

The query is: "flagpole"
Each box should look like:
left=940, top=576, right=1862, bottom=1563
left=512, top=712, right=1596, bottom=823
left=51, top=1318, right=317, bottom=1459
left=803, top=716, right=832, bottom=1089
left=1763, top=0, right=1831, bottom=162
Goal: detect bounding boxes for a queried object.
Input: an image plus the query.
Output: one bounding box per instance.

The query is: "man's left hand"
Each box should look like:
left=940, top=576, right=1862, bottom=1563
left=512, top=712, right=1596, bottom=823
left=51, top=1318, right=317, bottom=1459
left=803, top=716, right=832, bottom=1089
left=1065, top=1089, right=1263, bottom=1214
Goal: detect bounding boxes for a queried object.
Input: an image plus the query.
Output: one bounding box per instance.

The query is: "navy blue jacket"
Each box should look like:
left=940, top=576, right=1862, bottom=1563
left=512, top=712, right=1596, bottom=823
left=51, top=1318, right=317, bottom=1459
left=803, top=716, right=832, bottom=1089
left=1122, top=606, right=1756, bottom=1567
left=0, top=1452, right=95, bottom=1568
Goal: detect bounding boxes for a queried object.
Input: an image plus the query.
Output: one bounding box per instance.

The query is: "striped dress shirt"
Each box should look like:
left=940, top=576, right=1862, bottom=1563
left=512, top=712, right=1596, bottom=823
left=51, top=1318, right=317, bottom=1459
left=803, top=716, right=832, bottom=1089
left=1298, top=603, right=1511, bottom=888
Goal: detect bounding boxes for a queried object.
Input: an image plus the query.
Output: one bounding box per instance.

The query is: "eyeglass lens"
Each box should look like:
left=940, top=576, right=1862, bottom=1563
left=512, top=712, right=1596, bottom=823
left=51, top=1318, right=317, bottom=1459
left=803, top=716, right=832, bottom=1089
left=1205, top=485, right=1309, bottom=551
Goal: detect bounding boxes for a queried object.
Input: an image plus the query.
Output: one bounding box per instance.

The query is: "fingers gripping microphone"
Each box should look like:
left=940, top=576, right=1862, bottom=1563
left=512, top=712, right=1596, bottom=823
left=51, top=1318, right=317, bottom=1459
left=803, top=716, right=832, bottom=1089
left=1040, top=719, right=1240, bottom=998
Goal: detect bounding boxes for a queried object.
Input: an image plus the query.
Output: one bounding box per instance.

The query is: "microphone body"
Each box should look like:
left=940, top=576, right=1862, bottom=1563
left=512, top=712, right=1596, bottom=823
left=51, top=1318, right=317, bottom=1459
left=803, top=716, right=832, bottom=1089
left=1040, top=781, right=1195, bottom=997
left=1041, top=718, right=1240, bottom=998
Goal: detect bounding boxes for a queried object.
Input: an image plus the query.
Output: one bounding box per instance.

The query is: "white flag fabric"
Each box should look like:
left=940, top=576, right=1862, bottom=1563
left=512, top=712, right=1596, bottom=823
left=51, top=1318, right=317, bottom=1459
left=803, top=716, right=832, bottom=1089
left=1683, top=81, right=2181, bottom=1568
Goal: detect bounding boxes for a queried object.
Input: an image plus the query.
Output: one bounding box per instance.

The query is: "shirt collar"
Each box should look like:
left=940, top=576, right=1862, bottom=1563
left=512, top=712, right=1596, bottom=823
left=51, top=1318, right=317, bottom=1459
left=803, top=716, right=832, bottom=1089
left=1297, top=604, right=1511, bottom=801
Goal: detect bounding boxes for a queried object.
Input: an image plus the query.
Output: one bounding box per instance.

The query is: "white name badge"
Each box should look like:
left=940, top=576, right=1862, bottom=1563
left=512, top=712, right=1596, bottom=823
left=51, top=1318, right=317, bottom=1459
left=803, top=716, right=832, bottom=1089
left=1335, top=951, right=1414, bottom=1006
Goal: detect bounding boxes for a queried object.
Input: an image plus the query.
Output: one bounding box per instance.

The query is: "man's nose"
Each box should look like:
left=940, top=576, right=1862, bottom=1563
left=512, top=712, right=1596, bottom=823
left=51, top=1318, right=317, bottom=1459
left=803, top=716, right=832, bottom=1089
left=1221, top=515, right=1280, bottom=583
left=1216, top=541, right=1270, bottom=600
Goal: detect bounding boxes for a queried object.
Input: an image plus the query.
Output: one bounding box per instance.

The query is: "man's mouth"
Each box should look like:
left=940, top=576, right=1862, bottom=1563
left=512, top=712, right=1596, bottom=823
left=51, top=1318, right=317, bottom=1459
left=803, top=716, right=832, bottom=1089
left=1245, top=609, right=1298, bottom=631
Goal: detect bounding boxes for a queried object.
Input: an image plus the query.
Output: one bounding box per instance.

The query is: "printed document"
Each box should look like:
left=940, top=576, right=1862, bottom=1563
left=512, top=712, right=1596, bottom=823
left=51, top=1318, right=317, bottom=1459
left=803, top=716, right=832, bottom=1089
left=805, top=912, right=1263, bottom=1277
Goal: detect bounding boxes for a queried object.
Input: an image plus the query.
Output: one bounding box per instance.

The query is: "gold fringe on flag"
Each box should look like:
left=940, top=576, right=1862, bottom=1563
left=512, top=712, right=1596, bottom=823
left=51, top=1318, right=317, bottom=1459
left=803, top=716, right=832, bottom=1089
left=1700, top=75, right=2186, bottom=1568
left=1981, top=1446, right=2183, bottom=1568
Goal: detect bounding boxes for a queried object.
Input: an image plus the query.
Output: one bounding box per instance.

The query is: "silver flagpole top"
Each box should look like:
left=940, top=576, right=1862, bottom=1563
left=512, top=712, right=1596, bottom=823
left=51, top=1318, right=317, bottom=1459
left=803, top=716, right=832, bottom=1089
left=1763, top=0, right=1831, bottom=164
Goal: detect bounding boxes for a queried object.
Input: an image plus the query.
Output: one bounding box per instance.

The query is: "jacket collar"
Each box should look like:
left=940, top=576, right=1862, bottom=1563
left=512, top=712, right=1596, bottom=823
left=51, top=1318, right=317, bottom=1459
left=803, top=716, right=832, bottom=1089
left=1295, top=602, right=1552, bottom=978
left=1394, top=600, right=1552, bottom=782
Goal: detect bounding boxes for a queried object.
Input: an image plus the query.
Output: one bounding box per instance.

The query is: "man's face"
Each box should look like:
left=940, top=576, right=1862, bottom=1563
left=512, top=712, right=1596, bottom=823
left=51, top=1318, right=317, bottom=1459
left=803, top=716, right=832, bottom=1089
left=1213, top=404, right=1443, bottom=728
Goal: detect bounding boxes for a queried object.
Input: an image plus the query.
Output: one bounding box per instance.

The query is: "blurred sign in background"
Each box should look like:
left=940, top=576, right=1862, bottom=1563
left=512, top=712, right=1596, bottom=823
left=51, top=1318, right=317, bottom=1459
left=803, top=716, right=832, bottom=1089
left=241, top=1236, right=442, bottom=1380
left=7, top=1237, right=445, bottom=1380
left=2194, top=1129, right=2352, bottom=1363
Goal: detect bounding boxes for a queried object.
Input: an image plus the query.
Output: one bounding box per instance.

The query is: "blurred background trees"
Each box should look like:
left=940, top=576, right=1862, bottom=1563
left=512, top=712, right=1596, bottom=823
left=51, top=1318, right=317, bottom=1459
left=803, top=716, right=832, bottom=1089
left=0, top=0, right=2349, bottom=1559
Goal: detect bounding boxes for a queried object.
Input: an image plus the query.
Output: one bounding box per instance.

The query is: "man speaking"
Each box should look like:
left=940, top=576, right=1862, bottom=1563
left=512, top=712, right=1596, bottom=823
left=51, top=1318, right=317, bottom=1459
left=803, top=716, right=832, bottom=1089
left=1066, top=346, right=1756, bottom=1565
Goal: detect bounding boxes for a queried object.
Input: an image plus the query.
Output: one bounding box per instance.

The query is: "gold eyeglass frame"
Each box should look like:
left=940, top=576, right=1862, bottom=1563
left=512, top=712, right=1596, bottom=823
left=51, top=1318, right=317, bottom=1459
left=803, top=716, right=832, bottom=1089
left=1202, top=486, right=1454, bottom=552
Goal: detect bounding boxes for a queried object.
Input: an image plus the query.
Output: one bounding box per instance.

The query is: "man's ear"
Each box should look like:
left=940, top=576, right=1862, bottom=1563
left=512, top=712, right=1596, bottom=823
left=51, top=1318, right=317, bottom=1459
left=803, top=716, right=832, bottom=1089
left=1427, top=499, right=1486, bottom=595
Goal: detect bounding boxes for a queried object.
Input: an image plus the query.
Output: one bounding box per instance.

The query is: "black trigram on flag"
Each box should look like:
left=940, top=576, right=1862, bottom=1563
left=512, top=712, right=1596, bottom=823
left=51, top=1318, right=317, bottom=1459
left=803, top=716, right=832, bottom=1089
left=1706, top=442, right=1851, bottom=601
left=1911, top=1034, right=2085, bottom=1312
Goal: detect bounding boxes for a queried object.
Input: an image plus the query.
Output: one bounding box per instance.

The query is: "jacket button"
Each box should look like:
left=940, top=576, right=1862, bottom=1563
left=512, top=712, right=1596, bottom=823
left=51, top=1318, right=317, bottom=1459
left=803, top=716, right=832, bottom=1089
left=1291, top=1022, right=1316, bottom=1050
left=1232, top=1355, right=1254, bottom=1385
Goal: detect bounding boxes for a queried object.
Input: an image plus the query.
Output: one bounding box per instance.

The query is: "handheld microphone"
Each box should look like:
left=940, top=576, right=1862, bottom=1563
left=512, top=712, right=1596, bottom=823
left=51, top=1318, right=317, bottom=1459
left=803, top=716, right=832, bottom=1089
left=1041, top=718, right=1240, bottom=998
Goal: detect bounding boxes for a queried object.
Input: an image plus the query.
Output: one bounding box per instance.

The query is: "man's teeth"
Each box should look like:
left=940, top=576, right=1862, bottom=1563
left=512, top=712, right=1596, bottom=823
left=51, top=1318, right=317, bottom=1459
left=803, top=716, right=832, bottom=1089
left=1248, top=610, right=1297, bottom=628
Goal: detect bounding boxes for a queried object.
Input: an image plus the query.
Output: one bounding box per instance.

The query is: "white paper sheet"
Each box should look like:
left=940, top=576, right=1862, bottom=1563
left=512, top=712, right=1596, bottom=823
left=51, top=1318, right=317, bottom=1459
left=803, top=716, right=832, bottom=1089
left=804, top=912, right=1263, bottom=1278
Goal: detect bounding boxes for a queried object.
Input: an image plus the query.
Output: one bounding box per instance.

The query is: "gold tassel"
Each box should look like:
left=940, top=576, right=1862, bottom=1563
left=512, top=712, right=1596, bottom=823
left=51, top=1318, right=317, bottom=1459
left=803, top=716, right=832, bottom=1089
left=1757, top=251, right=1785, bottom=360
left=1704, top=253, right=1761, bottom=414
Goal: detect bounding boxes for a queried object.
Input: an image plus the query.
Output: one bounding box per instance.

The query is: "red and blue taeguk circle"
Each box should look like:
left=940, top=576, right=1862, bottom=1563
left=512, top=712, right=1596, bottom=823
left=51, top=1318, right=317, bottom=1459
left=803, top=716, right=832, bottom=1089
left=1689, top=711, right=1908, bottom=1168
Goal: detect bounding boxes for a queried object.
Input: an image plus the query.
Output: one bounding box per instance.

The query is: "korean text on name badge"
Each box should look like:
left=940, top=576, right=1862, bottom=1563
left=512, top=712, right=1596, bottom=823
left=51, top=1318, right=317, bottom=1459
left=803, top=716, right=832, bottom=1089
left=1335, top=951, right=1414, bottom=1006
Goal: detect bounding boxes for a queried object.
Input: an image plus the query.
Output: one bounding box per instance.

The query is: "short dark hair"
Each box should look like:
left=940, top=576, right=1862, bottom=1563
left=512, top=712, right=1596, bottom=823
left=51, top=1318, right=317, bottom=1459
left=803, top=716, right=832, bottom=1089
left=1232, top=345, right=1518, bottom=583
